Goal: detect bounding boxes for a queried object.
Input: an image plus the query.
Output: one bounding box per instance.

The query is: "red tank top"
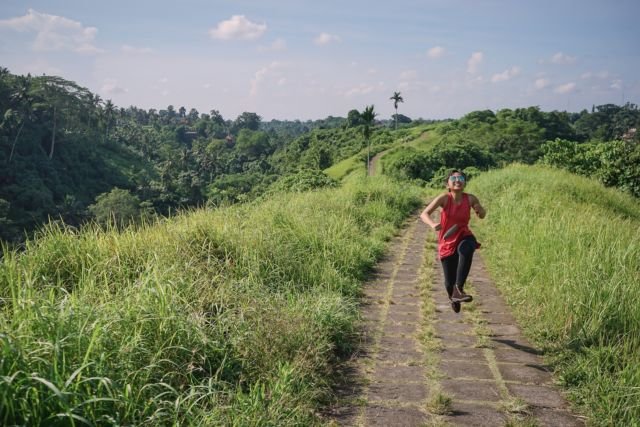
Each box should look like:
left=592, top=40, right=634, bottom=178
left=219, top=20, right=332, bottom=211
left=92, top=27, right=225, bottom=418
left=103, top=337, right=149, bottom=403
left=438, top=192, right=476, bottom=259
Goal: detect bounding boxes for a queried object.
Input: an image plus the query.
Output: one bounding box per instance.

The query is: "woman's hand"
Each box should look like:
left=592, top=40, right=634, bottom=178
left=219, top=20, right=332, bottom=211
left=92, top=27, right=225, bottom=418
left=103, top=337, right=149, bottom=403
left=433, top=223, right=442, bottom=231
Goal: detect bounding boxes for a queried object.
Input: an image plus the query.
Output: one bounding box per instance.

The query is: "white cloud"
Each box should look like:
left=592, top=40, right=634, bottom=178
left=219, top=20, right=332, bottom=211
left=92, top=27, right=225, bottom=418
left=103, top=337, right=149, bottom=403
left=250, top=61, right=282, bottom=96
left=346, top=86, right=373, bottom=97
left=491, top=66, right=520, bottom=83
left=101, top=78, right=128, bottom=95
left=209, top=15, right=266, bottom=41
left=610, top=79, right=622, bottom=90
left=467, top=52, right=483, bottom=74
left=122, top=44, right=153, bottom=54
left=554, top=82, right=576, bottom=94
left=314, top=32, right=340, bottom=46
left=427, top=46, right=445, bottom=59
left=581, top=72, right=592, bottom=79
left=534, top=78, right=549, bottom=89
left=344, top=83, right=375, bottom=97
left=551, top=52, right=576, bottom=64
left=258, top=38, right=286, bottom=52
left=0, top=8, right=101, bottom=53
left=158, top=77, right=169, bottom=84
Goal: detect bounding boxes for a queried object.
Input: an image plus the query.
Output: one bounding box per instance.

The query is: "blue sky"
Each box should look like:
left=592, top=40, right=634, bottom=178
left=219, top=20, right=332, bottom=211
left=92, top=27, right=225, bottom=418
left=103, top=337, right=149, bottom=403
left=1, top=0, right=638, bottom=121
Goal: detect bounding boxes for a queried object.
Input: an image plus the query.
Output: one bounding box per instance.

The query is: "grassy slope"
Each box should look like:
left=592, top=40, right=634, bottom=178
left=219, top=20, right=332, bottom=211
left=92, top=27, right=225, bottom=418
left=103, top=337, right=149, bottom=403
left=469, top=164, right=640, bottom=425
left=0, top=174, right=425, bottom=425
left=325, top=124, right=435, bottom=180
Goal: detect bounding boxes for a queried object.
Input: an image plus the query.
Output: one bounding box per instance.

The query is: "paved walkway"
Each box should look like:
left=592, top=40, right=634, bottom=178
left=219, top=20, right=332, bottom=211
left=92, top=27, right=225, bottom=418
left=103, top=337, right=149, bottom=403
left=328, top=217, right=586, bottom=426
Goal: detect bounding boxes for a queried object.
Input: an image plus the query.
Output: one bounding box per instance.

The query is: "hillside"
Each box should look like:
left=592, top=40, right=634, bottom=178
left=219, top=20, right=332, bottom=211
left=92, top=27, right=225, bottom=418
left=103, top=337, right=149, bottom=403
left=0, top=174, right=425, bottom=425
left=470, top=164, right=640, bottom=425
left=3, top=68, right=639, bottom=244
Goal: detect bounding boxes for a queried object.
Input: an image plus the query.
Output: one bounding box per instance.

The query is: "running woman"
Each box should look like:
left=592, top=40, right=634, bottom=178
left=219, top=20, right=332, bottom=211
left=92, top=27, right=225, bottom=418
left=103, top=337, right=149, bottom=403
left=420, top=170, right=486, bottom=313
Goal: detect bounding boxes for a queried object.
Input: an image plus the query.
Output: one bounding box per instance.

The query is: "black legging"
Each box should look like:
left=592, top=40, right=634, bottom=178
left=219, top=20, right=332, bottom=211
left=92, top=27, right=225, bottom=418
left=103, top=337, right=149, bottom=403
left=441, top=236, right=476, bottom=298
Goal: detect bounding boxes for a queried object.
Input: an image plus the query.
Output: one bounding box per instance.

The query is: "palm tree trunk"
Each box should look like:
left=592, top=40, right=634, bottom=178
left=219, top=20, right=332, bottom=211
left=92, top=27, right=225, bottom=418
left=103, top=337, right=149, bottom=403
left=395, top=106, right=398, bottom=130
left=49, top=106, right=57, bottom=159
left=367, top=138, right=370, bottom=176
left=9, top=120, right=25, bottom=162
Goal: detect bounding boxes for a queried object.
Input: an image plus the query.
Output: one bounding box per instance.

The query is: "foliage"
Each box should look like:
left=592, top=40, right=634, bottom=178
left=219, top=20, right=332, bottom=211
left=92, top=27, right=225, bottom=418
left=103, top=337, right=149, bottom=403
left=269, top=169, right=338, bottom=193
left=2, top=65, right=639, bottom=244
left=0, top=175, right=423, bottom=425
left=540, top=138, right=640, bottom=197
left=382, top=141, right=494, bottom=185
left=88, top=188, right=142, bottom=226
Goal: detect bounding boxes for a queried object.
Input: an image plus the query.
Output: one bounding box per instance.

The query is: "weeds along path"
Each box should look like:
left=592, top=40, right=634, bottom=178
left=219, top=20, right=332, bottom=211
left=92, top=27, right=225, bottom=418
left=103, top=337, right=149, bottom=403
left=328, top=213, right=587, bottom=425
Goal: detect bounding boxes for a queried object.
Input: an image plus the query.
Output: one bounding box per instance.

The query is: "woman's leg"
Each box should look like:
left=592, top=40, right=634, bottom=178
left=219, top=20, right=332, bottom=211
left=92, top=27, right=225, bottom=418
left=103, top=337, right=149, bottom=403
left=441, top=253, right=459, bottom=298
left=455, top=236, right=477, bottom=291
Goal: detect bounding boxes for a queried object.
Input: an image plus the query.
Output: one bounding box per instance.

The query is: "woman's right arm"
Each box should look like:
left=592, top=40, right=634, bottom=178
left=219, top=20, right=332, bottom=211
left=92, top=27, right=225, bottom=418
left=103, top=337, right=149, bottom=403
left=420, top=193, right=447, bottom=231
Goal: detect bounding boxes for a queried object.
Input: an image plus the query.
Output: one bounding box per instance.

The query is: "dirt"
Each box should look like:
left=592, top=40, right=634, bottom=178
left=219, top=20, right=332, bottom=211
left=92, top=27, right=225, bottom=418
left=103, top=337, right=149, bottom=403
left=326, top=217, right=587, bottom=426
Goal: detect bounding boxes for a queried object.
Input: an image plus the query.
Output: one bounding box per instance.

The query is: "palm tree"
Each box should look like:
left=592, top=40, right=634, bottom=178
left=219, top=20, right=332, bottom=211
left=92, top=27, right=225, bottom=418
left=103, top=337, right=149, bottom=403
left=8, top=75, right=34, bottom=162
left=32, top=75, right=91, bottom=159
left=103, top=99, right=116, bottom=140
left=361, top=105, right=377, bottom=176
left=390, top=91, right=404, bottom=130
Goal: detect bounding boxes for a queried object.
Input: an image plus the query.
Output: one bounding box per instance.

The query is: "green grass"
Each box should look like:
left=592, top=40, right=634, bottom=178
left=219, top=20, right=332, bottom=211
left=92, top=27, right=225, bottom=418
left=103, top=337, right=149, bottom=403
left=325, top=155, right=363, bottom=180
left=469, top=164, right=640, bottom=426
left=405, top=124, right=440, bottom=151
left=0, top=174, right=424, bottom=425
left=325, top=124, right=437, bottom=181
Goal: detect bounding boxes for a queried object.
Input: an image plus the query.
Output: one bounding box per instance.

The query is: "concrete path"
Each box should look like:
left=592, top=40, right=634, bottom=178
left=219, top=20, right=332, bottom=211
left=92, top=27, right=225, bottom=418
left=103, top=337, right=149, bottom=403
left=328, top=217, right=587, bottom=426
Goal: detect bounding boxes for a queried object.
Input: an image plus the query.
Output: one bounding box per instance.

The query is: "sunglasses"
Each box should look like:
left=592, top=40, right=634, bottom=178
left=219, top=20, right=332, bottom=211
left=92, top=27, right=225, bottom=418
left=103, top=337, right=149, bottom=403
left=449, top=175, right=466, bottom=182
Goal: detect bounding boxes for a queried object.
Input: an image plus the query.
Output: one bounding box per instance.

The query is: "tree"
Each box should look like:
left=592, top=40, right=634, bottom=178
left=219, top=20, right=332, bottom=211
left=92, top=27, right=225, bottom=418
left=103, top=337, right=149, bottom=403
left=32, top=75, right=92, bottom=159
left=346, top=109, right=362, bottom=127
left=103, top=99, right=116, bottom=141
left=236, top=129, right=271, bottom=160
left=390, top=91, right=404, bottom=130
left=88, top=188, right=141, bottom=226
left=233, top=112, right=261, bottom=132
left=7, top=75, right=35, bottom=162
left=361, top=105, right=377, bottom=176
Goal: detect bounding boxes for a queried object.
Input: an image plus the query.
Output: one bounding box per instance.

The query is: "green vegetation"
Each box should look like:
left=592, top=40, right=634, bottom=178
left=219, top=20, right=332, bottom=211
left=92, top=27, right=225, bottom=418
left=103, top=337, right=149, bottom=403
left=3, top=65, right=640, bottom=424
left=470, top=164, right=640, bottom=425
left=0, top=174, right=424, bottom=425
left=1, top=68, right=414, bottom=243
left=540, top=138, right=640, bottom=198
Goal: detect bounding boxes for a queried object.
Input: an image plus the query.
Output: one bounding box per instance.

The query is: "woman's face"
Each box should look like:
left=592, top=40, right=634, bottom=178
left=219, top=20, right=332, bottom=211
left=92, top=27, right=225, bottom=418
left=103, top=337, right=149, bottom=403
left=447, top=173, right=466, bottom=191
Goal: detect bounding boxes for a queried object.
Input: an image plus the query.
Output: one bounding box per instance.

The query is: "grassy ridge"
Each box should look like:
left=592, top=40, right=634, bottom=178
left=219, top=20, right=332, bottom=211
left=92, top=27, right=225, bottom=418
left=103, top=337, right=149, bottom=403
left=0, top=175, right=424, bottom=425
left=470, top=164, right=640, bottom=425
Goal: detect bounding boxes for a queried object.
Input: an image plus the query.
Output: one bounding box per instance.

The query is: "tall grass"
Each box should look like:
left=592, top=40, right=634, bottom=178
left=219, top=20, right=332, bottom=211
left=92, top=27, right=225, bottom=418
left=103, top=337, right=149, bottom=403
left=0, top=174, right=424, bottom=425
left=470, top=164, right=640, bottom=425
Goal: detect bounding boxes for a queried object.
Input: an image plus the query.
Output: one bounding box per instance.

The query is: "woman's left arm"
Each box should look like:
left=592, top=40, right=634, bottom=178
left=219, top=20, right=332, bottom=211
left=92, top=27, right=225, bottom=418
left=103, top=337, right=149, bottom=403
left=469, top=194, right=486, bottom=219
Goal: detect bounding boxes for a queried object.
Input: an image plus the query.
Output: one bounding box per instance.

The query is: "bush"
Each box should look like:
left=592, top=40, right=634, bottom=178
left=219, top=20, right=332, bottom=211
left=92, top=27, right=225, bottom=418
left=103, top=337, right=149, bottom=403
left=269, top=169, right=338, bottom=193
left=540, top=138, right=640, bottom=197
left=88, top=188, right=141, bottom=226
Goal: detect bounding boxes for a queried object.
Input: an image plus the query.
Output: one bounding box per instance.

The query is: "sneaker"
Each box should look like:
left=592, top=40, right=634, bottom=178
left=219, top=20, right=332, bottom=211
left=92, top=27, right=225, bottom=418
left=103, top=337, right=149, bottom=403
left=451, top=285, right=473, bottom=303
left=450, top=300, right=461, bottom=313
